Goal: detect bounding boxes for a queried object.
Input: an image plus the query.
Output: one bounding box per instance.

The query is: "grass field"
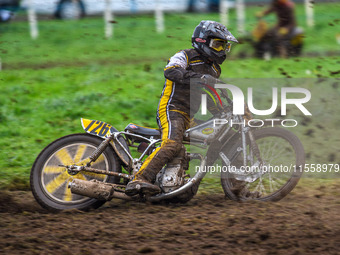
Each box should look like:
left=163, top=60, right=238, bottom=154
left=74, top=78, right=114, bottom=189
left=0, top=2, right=339, bottom=189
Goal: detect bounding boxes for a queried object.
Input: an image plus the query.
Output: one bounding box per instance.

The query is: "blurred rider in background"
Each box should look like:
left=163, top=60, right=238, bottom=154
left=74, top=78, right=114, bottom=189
left=257, top=0, right=297, bottom=57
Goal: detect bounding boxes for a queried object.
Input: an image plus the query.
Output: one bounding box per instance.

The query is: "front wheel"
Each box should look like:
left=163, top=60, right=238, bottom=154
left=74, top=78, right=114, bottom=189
left=30, top=134, right=121, bottom=212
left=221, top=127, right=305, bottom=201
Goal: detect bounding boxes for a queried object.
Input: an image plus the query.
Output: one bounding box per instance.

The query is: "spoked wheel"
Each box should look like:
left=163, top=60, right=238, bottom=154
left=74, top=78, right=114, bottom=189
left=31, top=134, right=121, bottom=212
left=221, top=127, right=305, bottom=201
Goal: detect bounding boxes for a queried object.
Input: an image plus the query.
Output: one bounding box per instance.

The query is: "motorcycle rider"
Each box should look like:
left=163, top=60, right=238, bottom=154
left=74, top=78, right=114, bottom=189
left=256, top=0, right=296, bottom=57
left=125, top=20, right=238, bottom=196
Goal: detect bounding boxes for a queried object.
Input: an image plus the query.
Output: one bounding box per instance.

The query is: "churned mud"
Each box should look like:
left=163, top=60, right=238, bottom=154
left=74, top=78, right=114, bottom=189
left=0, top=179, right=339, bottom=255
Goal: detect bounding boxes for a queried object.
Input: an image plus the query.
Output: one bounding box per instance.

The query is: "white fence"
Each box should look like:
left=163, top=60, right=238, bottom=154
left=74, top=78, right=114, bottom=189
left=23, top=0, right=314, bottom=39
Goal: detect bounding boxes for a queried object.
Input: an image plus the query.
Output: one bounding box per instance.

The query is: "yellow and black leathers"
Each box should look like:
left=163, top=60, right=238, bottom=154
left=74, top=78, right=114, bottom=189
left=133, top=48, right=221, bottom=183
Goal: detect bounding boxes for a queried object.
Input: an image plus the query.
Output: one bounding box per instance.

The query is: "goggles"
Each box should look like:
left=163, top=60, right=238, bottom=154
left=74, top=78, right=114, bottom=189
left=209, top=38, right=231, bottom=52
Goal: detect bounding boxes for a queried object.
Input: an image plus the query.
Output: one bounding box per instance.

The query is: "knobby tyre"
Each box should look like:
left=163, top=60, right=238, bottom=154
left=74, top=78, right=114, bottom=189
left=30, top=133, right=121, bottom=212
left=221, top=127, right=305, bottom=202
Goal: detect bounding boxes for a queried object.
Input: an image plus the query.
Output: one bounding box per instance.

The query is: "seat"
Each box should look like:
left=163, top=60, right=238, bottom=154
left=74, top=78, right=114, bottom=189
left=125, top=123, right=161, bottom=139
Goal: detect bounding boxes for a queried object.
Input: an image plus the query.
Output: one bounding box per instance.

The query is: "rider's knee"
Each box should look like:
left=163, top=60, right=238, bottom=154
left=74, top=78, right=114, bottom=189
left=162, top=139, right=183, bottom=156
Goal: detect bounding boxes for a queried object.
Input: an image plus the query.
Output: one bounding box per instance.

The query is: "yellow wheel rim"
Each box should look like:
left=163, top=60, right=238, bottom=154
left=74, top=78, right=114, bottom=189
left=41, top=143, right=108, bottom=204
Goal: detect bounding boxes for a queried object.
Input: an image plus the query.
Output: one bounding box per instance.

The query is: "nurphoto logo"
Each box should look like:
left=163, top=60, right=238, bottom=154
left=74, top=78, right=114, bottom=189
left=201, top=84, right=312, bottom=128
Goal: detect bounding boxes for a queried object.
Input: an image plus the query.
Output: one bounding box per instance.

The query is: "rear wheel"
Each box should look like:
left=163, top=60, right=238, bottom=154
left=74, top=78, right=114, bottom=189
left=221, top=127, right=305, bottom=201
left=55, top=0, right=85, bottom=20
left=30, top=134, right=121, bottom=212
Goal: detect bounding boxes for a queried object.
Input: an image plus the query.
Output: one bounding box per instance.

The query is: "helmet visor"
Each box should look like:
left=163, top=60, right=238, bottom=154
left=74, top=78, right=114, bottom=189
left=209, top=38, right=231, bottom=52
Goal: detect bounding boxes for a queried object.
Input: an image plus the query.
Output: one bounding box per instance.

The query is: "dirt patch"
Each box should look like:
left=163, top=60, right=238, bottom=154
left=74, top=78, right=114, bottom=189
left=0, top=190, right=22, bottom=213
left=0, top=180, right=339, bottom=255
left=0, top=190, right=45, bottom=214
left=4, top=51, right=340, bottom=71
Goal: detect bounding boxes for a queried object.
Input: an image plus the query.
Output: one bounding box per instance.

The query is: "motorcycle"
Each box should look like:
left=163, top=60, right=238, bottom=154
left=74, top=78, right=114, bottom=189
left=30, top=87, right=305, bottom=212
left=245, top=19, right=304, bottom=59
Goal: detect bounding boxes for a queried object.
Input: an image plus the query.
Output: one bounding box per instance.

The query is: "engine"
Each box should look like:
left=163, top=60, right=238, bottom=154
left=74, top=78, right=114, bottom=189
left=155, top=146, right=189, bottom=193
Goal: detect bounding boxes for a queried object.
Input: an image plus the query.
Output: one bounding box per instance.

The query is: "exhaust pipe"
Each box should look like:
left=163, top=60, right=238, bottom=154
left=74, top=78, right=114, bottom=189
left=69, top=179, right=132, bottom=201
left=69, top=179, right=114, bottom=200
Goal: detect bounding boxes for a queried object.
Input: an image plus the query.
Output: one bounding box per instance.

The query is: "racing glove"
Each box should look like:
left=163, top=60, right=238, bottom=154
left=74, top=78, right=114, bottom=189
left=200, top=74, right=221, bottom=86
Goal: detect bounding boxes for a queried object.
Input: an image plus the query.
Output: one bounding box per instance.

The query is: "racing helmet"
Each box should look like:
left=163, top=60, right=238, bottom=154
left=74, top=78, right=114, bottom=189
left=192, top=20, right=238, bottom=64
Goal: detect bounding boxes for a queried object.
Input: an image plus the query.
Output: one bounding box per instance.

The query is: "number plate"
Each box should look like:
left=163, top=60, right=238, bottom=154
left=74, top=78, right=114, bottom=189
left=81, top=118, right=116, bottom=138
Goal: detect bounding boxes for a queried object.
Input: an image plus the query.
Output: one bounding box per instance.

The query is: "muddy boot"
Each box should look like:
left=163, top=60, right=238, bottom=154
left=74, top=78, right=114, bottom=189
left=278, top=43, right=288, bottom=58
left=125, top=179, right=161, bottom=197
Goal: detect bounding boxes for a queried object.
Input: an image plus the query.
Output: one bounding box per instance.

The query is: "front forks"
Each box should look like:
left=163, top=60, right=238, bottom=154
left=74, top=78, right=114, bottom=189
left=241, top=126, right=263, bottom=167
left=87, top=133, right=115, bottom=166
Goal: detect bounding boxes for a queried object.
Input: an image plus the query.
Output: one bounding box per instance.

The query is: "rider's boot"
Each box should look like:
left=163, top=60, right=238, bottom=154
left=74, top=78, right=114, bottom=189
left=279, top=45, right=287, bottom=58
left=125, top=177, right=161, bottom=196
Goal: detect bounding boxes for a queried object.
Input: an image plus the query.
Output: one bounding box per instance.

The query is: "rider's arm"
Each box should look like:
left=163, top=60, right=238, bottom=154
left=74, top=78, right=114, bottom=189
left=257, top=5, right=274, bottom=18
left=263, top=7, right=274, bottom=16
left=164, top=51, right=202, bottom=85
left=164, top=51, right=222, bottom=116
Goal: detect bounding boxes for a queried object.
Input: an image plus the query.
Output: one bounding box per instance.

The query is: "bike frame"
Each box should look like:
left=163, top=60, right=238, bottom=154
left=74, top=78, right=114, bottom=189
left=68, top=88, right=265, bottom=201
